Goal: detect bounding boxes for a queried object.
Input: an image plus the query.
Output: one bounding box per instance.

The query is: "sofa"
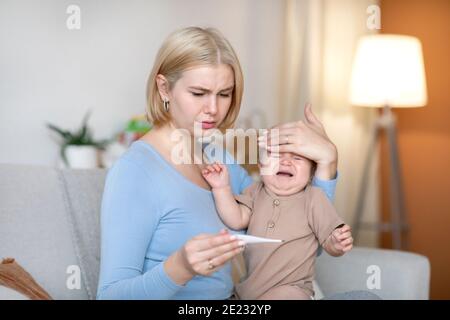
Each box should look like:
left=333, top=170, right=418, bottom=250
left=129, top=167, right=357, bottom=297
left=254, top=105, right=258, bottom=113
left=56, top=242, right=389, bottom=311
left=0, top=164, right=430, bottom=300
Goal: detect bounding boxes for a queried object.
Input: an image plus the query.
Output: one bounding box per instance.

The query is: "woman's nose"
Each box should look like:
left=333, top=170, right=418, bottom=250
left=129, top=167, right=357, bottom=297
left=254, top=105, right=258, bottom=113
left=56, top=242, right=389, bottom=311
left=204, top=97, right=218, bottom=115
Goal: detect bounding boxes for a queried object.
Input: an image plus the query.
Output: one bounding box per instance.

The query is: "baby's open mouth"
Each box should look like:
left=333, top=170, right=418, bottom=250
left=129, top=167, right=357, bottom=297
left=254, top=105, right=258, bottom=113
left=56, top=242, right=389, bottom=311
left=276, top=170, right=293, bottom=177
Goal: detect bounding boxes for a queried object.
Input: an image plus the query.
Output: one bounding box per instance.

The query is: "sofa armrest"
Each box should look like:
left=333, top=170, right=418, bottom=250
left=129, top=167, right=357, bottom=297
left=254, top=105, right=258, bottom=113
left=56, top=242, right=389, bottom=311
left=315, top=247, right=430, bottom=300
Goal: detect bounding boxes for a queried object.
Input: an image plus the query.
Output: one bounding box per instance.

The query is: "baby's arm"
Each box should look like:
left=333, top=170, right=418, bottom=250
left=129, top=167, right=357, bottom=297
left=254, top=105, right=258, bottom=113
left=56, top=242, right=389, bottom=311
left=309, top=188, right=353, bottom=257
left=202, top=163, right=251, bottom=230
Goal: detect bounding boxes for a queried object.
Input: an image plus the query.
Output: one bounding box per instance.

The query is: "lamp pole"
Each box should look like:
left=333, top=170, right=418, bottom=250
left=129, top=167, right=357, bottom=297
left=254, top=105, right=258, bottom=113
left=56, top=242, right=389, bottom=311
left=352, top=105, right=409, bottom=250
left=383, top=105, right=409, bottom=249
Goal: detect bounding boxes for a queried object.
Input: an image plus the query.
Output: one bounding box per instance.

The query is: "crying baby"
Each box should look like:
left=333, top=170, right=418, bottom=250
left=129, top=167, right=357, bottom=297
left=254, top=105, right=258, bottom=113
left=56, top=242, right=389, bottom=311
left=202, top=151, right=353, bottom=300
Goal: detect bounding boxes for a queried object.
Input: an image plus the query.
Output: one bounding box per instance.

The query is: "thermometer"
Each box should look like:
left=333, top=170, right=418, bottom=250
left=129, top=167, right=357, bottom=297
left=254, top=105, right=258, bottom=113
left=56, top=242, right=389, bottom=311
left=235, top=234, right=283, bottom=244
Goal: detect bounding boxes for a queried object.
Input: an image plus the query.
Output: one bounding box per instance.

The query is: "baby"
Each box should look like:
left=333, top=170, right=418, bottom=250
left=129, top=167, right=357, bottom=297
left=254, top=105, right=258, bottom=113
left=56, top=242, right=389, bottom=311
left=201, top=151, right=353, bottom=300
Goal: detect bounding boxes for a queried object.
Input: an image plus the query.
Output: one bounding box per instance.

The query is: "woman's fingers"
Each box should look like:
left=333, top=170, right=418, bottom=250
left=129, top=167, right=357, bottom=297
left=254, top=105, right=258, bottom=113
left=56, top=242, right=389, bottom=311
left=198, top=238, right=245, bottom=262
left=184, top=231, right=244, bottom=276
left=261, top=129, right=299, bottom=146
left=304, top=103, right=329, bottom=137
left=191, top=233, right=237, bottom=251
left=270, top=121, right=298, bottom=130
left=264, top=127, right=299, bottom=138
left=269, top=103, right=320, bottom=130
left=265, top=135, right=295, bottom=147
left=191, top=233, right=213, bottom=240
left=304, top=103, right=321, bottom=127
left=268, top=104, right=326, bottom=137
left=266, top=143, right=297, bottom=154
left=208, top=246, right=245, bottom=270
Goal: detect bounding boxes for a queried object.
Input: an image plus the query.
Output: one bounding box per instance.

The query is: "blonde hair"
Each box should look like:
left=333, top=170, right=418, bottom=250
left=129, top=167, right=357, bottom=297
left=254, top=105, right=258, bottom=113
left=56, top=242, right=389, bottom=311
left=146, top=27, right=244, bottom=129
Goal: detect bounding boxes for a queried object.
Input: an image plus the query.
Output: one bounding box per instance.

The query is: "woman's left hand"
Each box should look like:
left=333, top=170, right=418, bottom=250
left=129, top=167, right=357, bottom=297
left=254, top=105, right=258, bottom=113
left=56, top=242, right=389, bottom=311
left=260, top=103, right=338, bottom=180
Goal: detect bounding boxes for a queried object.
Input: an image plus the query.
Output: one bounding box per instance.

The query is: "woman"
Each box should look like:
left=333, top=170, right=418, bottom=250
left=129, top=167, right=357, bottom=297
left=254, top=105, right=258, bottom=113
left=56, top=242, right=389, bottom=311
left=96, top=27, right=338, bottom=300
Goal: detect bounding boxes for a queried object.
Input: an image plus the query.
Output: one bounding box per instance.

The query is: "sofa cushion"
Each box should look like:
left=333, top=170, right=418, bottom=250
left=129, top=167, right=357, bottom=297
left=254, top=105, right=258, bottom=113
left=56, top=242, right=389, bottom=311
left=59, top=168, right=106, bottom=299
left=315, top=247, right=430, bottom=299
left=0, top=164, right=90, bottom=299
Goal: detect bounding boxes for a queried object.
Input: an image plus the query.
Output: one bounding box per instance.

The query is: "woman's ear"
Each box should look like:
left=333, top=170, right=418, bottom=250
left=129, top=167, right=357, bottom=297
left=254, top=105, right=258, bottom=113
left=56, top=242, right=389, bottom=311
left=156, top=74, right=170, bottom=101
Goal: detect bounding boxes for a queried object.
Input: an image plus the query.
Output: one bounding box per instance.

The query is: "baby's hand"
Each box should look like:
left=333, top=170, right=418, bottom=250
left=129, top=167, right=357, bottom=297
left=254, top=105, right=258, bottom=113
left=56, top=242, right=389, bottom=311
left=201, top=162, right=230, bottom=189
left=329, top=224, right=353, bottom=254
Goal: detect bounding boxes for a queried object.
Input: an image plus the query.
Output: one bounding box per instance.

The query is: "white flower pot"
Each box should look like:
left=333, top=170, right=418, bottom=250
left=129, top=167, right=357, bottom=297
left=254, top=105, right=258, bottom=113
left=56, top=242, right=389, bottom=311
left=65, top=145, right=99, bottom=169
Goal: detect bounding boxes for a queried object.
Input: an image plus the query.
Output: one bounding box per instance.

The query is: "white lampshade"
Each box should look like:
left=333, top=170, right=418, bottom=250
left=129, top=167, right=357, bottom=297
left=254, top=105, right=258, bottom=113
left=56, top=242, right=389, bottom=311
left=350, top=34, right=427, bottom=108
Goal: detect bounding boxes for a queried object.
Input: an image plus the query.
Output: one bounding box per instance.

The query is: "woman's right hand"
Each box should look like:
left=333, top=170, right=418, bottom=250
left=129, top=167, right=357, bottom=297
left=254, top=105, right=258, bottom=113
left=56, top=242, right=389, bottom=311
left=164, top=229, right=244, bottom=285
left=262, top=103, right=338, bottom=180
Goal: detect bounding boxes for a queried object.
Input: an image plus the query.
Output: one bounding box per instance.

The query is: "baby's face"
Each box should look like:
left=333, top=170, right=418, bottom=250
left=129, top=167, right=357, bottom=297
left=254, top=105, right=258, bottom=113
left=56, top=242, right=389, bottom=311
left=260, top=152, right=313, bottom=196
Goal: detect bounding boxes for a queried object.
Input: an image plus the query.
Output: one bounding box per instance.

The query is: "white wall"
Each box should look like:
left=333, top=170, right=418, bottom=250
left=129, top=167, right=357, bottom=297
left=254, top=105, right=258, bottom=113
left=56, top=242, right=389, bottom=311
left=0, top=0, right=284, bottom=166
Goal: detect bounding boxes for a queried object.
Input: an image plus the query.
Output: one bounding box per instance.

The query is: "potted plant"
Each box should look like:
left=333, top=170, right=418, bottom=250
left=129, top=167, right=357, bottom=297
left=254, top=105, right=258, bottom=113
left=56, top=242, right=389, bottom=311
left=118, top=114, right=152, bottom=146
left=102, top=114, right=152, bottom=168
left=46, top=111, right=111, bottom=168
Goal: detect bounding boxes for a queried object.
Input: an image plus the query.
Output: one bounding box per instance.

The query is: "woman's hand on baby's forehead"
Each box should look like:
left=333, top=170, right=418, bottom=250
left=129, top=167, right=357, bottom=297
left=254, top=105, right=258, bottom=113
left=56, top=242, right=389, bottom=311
left=258, top=103, right=338, bottom=180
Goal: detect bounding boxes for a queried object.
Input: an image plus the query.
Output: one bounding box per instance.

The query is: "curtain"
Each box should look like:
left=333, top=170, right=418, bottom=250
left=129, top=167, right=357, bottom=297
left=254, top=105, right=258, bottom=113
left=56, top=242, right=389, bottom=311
left=279, top=0, right=380, bottom=246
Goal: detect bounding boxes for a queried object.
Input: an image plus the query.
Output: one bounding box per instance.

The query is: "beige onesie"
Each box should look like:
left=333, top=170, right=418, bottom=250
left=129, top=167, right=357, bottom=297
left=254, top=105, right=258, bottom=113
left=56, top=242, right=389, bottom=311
left=234, top=182, right=344, bottom=300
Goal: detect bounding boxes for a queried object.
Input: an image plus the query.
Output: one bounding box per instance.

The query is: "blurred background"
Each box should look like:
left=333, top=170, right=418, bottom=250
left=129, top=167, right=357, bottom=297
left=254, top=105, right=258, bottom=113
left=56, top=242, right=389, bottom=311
left=0, top=0, right=448, bottom=298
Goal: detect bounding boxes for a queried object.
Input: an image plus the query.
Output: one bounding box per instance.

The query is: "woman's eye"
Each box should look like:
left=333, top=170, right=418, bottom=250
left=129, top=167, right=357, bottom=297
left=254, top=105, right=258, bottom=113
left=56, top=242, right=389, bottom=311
left=191, top=92, right=204, bottom=97
left=294, top=157, right=303, bottom=161
left=219, top=93, right=231, bottom=98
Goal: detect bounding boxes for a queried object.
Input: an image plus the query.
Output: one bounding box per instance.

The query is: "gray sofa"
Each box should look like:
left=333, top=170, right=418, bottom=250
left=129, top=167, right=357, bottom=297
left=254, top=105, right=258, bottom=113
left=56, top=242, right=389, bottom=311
left=0, top=164, right=430, bottom=300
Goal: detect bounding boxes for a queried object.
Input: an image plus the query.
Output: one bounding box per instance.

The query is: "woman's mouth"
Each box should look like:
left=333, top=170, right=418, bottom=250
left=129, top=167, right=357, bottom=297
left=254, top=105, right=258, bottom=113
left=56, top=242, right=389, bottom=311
left=201, top=121, right=216, bottom=129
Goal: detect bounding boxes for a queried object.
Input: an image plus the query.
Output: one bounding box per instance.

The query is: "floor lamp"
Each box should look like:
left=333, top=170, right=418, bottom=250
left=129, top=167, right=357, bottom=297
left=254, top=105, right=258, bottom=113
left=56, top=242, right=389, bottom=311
left=349, top=34, right=427, bottom=250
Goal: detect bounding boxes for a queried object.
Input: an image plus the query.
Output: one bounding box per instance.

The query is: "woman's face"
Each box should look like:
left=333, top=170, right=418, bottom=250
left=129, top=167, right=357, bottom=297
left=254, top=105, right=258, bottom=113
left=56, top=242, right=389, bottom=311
left=163, top=64, right=235, bottom=137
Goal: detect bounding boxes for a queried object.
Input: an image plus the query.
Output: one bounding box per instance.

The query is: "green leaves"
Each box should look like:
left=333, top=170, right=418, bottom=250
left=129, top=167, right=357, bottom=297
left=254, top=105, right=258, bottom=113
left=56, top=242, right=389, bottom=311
left=46, top=110, right=112, bottom=165
left=125, top=117, right=152, bottom=133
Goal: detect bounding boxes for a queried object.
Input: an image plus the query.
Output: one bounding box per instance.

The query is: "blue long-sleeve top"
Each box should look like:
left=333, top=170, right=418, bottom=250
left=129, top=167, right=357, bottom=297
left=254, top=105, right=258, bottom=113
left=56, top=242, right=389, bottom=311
left=96, top=140, right=338, bottom=300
